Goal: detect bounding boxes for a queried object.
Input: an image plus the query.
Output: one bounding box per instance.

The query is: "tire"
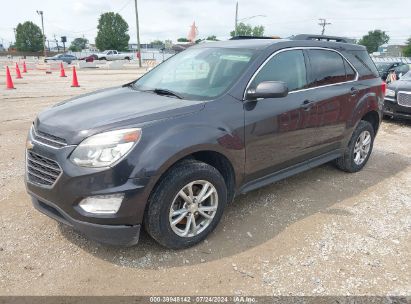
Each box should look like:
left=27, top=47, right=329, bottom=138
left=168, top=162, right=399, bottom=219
left=125, top=57, right=130, bottom=60
left=335, top=120, right=375, bottom=173
left=100, top=57, right=106, bottom=61
left=144, top=160, right=227, bottom=249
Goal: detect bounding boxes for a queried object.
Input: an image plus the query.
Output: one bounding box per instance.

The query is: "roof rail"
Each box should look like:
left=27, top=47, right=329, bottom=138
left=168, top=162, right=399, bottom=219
left=230, top=36, right=280, bottom=40
left=291, top=34, right=349, bottom=43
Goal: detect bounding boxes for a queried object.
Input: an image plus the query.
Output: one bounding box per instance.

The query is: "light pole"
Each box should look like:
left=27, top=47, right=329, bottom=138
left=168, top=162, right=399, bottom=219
left=234, top=1, right=238, bottom=37
left=36, top=10, right=47, bottom=60
left=134, top=0, right=142, bottom=68
left=234, top=2, right=266, bottom=37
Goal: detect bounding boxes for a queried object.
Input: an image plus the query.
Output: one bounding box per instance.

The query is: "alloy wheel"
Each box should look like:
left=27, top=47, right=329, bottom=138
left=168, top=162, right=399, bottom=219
left=353, top=130, right=371, bottom=165
left=169, top=180, right=218, bottom=237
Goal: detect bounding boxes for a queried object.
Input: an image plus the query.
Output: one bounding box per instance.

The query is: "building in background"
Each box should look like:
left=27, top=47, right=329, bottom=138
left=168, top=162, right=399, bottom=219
left=375, top=44, right=406, bottom=57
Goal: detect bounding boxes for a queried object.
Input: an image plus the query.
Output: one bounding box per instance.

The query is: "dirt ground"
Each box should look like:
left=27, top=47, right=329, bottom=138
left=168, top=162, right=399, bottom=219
left=0, top=67, right=410, bottom=296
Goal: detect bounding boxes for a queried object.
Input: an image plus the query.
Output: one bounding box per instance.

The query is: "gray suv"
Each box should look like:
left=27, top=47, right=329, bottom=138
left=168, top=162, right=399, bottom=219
left=26, top=35, right=384, bottom=248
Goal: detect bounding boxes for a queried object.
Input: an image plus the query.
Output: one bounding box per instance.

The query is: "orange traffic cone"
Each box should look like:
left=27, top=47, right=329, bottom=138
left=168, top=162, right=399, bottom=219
left=23, top=61, right=27, bottom=73
left=5, top=66, right=15, bottom=89
left=15, top=63, right=22, bottom=79
left=59, top=63, right=67, bottom=77
left=71, top=66, right=80, bottom=87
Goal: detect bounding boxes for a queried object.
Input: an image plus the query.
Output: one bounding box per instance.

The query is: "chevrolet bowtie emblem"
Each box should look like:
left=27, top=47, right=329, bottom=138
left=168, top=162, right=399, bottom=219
left=26, top=140, right=34, bottom=150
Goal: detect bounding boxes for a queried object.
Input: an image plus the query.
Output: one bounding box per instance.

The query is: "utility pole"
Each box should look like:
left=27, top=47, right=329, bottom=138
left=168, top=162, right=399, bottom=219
left=54, top=35, right=59, bottom=52
left=36, top=10, right=47, bottom=59
left=134, top=0, right=142, bottom=68
left=234, top=1, right=239, bottom=37
left=13, top=28, right=16, bottom=45
left=318, top=18, right=331, bottom=35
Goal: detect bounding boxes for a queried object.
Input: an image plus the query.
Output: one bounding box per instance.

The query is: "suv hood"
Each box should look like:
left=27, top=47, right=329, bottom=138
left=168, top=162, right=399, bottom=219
left=35, top=86, right=204, bottom=144
left=388, top=79, right=411, bottom=92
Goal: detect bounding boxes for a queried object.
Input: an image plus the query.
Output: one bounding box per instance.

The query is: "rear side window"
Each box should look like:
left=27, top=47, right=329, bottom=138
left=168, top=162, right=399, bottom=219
left=251, top=50, right=308, bottom=92
left=307, top=49, right=347, bottom=86
left=347, top=50, right=379, bottom=77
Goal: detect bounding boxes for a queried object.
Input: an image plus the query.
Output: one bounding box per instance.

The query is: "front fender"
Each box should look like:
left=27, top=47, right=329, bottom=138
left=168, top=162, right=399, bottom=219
left=127, top=113, right=245, bottom=189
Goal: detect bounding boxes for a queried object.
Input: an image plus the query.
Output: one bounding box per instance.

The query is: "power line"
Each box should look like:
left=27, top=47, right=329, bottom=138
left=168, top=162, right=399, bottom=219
left=318, top=18, right=331, bottom=35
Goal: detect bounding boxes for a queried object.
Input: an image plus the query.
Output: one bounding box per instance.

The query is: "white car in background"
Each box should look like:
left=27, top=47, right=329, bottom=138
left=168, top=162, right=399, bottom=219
left=95, top=50, right=132, bottom=61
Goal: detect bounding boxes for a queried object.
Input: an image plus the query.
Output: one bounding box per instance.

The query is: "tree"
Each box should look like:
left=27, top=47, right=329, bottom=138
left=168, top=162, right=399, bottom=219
left=150, top=40, right=165, bottom=49
left=206, top=35, right=219, bottom=41
left=95, top=12, right=130, bottom=51
left=403, top=37, right=411, bottom=57
left=358, top=30, right=390, bottom=53
left=252, top=25, right=264, bottom=37
left=230, top=22, right=265, bottom=37
left=69, top=37, right=88, bottom=52
left=15, top=21, right=43, bottom=52
left=177, top=37, right=190, bottom=42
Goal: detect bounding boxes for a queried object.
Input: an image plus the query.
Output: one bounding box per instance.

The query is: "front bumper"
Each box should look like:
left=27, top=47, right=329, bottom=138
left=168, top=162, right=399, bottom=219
left=25, top=127, right=155, bottom=246
left=383, top=98, right=411, bottom=120
left=30, top=193, right=141, bottom=246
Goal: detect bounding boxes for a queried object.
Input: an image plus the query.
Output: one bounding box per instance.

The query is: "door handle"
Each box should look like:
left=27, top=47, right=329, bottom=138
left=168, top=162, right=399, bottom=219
left=301, top=100, right=314, bottom=111
left=350, top=87, right=359, bottom=96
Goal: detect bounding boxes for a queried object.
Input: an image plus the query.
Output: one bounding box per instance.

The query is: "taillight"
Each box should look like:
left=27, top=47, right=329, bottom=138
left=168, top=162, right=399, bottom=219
left=381, top=82, right=386, bottom=96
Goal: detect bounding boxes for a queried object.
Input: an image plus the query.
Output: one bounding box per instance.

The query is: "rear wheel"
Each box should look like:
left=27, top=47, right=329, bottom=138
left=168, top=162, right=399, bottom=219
left=144, top=160, right=227, bottom=249
left=336, top=120, right=375, bottom=173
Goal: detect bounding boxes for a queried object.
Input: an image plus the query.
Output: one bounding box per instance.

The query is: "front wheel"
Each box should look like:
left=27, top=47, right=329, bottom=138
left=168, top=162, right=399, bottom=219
left=144, top=160, right=227, bottom=249
left=335, top=120, right=375, bottom=173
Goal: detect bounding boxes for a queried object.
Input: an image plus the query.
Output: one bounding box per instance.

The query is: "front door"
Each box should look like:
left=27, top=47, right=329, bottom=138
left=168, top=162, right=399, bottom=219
left=244, top=49, right=322, bottom=182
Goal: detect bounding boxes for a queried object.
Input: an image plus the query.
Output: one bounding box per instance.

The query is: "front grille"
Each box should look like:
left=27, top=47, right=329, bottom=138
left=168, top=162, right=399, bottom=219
left=31, top=126, right=67, bottom=148
left=397, top=91, right=411, bottom=107
left=27, top=151, right=62, bottom=187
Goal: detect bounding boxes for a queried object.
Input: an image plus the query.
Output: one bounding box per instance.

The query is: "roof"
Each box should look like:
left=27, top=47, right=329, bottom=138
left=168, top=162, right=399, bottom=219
left=192, top=37, right=364, bottom=52
left=192, top=39, right=288, bottom=50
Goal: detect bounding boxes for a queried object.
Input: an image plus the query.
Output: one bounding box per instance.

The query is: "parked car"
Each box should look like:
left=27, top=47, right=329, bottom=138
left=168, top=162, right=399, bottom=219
left=45, top=54, right=77, bottom=64
left=384, top=71, right=411, bottom=120
left=375, top=61, right=409, bottom=81
left=79, top=54, right=98, bottom=62
left=26, top=36, right=384, bottom=249
left=95, top=50, right=131, bottom=61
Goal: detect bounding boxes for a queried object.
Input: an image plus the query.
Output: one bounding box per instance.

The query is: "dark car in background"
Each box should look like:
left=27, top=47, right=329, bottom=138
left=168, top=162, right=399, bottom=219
left=384, top=71, right=411, bottom=119
left=45, top=54, right=77, bottom=64
left=375, top=61, right=410, bottom=81
left=26, top=36, right=384, bottom=249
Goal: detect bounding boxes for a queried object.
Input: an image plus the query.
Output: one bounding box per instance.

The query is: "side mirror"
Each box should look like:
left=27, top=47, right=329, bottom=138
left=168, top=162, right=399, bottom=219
left=246, top=81, right=289, bottom=100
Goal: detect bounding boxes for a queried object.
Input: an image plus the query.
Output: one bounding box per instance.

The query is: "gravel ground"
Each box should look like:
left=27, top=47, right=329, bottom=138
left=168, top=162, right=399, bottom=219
left=0, top=67, right=410, bottom=296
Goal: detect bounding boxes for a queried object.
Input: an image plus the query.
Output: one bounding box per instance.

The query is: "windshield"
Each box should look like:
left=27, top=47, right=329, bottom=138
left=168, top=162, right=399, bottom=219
left=375, top=62, right=392, bottom=73
left=133, top=47, right=256, bottom=100
left=401, top=71, right=411, bottom=80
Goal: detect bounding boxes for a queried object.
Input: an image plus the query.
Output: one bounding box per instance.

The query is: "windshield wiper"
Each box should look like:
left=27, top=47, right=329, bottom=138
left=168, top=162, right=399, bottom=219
left=152, top=88, right=183, bottom=99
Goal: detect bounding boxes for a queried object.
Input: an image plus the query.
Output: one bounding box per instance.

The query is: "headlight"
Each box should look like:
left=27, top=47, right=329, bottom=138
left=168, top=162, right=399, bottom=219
left=70, top=128, right=142, bottom=167
left=385, top=89, right=395, bottom=97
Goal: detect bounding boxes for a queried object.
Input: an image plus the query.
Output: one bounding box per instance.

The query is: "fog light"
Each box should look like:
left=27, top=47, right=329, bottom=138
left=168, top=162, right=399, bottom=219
left=79, top=194, right=124, bottom=214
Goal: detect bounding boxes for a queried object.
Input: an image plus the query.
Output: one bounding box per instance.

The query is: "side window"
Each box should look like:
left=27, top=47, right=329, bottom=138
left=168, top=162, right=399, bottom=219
left=346, top=50, right=379, bottom=78
left=307, top=49, right=347, bottom=87
left=251, top=50, right=308, bottom=92
left=344, top=60, right=356, bottom=81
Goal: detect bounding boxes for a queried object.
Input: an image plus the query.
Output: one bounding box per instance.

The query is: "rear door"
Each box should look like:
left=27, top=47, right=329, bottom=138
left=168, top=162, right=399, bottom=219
left=303, top=48, right=357, bottom=154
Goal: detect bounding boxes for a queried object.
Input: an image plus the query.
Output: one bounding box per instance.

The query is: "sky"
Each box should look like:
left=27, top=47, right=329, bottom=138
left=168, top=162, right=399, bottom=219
left=0, top=0, right=410, bottom=47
